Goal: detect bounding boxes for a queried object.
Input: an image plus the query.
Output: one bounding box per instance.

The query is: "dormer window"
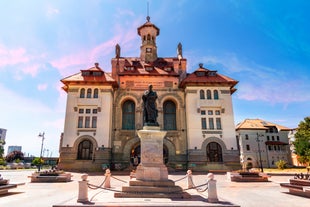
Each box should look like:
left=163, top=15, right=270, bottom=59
left=164, top=67, right=173, bottom=72
left=145, top=66, right=153, bottom=71
left=196, top=71, right=206, bottom=77
left=93, top=71, right=102, bottom=76
left=208, top=71, right=217, bottom=76
left=82, top=71, right=90, bottom=76
left=125, top=66, right=135, bottom=71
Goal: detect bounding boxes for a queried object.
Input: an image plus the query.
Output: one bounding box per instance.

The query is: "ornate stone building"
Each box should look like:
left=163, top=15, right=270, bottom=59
left=58, top=17, right=239, bottom=172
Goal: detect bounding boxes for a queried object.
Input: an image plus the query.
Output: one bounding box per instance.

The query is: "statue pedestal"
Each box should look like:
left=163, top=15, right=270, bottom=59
left=135, top=126, right=168, bottom=181
left=114, top=126, right=190, bottom=198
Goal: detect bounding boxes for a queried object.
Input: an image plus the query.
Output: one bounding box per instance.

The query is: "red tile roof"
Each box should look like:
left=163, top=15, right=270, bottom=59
left=179, top=65, right=238, bottom=91
left=61, top=63, right=118, bottom=92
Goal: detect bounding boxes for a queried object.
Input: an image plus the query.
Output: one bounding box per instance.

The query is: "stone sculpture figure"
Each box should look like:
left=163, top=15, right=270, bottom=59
left=142, top=84, right=159, bottom=126
left=115, top=44, right=120, bottom=58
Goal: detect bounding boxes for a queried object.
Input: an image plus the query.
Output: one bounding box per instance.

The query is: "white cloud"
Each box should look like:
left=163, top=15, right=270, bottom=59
left=37, top=83, right=48, bottom=91
left=46, top=5, right=60, bottom=18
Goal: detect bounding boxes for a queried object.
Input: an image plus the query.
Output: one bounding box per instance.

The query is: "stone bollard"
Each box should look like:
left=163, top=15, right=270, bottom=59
left=104, top=169, right=111, bottom=188
left=187, top=170, right=194, bottom=189
left=207, top=173, right=219, bottom=203
left=77, top=174, right=89, bottom=203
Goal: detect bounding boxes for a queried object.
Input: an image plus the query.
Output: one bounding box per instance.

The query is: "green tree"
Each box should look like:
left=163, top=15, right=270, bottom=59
left=293, top=117, right=310, bottom=165
left=32, top=157, right=44, bottom=171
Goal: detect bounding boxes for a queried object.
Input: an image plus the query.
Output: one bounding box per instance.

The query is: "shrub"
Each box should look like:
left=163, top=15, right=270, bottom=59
left=276, top=160, right=287, bottom=170
left=0, top=158, right=6, bottom=165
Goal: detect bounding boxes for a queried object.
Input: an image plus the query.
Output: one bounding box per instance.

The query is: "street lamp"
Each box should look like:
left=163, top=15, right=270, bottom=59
left=38, top=132, right=45, bottom=157
left=38, top=132, right=45, bottom=171
left=256, top=133, right=264, bottom=172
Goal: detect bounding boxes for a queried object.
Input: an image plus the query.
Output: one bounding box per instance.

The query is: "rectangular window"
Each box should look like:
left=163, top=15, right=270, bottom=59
left=201, top=110, right=206, bottom=115
left=92, top=117, right=97, bottom=128
left=277, top=136, right=280, bottom=141
left=86, top=109, right=91, bottom=114
left=85, top=116, right=90, bottom=128
left=78, top=117, right=83, bottom=128
left=201, top=118, right=207, bottom=129
left=215, top=110, right=220, bottom=115
left=267, top=136, right=270, bottom=141
left=246, top=145, right=250, bottom=151
left=209, top=118, right=214, bottom=130
left=208, top=110, right=213, bottom=115
left=245, top=134, right=249, bottom=140
left=79, top=109, right=84, bottom=114
left=268, top=146, right=272, bottom=150
left=216, top=118, right=222, bottom=129
left=92, top=109, right=98, bottom=114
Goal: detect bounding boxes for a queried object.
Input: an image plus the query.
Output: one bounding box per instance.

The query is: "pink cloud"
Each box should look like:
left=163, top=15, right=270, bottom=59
left=0, top=45, right=29, bottom=67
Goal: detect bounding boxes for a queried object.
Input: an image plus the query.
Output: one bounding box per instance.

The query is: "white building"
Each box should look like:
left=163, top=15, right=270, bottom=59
left=236, top=119, right=291, bottom=169
left=58, top=16, right=239, bottom=172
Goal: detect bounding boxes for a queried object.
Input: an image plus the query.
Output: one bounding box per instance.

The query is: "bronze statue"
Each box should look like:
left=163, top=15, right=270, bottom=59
left=142, top=84, right=159, bottom=126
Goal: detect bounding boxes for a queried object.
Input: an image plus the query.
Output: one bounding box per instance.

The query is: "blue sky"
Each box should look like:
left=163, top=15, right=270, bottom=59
left=0, top=0, right=309, bottom=157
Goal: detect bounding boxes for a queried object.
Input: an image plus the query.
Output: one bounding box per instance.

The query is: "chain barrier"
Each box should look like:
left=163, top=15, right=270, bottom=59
left=85, top=169, right=211, bottom=202
left=111, top=175, right=128, bottom=183
left=173, top=175, right=188, bottom=182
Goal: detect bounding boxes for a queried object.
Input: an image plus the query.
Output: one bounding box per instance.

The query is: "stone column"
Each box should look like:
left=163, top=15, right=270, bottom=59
left=135, top=126, right=167, bottom=181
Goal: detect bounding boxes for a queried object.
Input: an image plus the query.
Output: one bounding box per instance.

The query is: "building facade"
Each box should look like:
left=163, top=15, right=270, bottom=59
left=7, top=146, right=22, bottom=154
left=236, top=119, right=291, bottom=170
left=58, top=17, right=240, bottom=172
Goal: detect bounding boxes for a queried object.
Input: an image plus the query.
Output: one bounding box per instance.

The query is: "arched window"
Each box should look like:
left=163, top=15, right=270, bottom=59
left=163, top=101, right=176, bottom=130
left=206, top=142, right=223, bottom=162
left=86, top=89, right=92, bottom=98
left=214, top=90, right=219, bottom=100
left=200, top=90, right=205, bottom=99
left=77, top=139, right=93, bottom=160
left=80, top=88, right=85, bottom=98
left=207, top=90, right=212, bottom=100
left=122, top=100, right=135, bottom=130
left=93, top=88, right=99, bottom=98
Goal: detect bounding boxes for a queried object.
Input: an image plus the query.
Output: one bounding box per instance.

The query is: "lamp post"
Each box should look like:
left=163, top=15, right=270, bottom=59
left=256, top=133, right=264, bottom=172
left=38, top=132, right=45, bottom=171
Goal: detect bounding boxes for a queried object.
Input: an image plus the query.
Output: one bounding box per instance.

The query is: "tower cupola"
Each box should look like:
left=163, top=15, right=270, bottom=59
left=137, top=16, right=160, bottom=63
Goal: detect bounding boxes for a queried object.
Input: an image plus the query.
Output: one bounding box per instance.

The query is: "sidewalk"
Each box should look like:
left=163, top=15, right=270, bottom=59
left=0, top=170, right=309, bottom=207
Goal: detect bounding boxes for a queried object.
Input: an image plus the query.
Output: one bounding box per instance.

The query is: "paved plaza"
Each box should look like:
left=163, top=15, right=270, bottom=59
left=0, top=170, right=309, bottom=207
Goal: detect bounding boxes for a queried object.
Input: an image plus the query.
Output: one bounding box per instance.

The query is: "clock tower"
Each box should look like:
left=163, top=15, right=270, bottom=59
left=137, top=16, right=160, bottom=63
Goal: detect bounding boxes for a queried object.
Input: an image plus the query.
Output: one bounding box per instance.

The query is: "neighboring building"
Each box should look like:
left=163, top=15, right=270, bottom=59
left=288, top=129, right=307, bottom=167
left=236, top=119, right=291, bottom=169
left=0, top=128, right=6, bottom=157
left=7, top=146, right=22, bottom=154
left=58, top=16, right=239, bottom=172
left=0, top=128, right=7, bottom=142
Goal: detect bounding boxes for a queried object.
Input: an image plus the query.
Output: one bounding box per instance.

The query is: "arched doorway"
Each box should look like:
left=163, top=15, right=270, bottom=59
left=206, top=142, right=223, bottom=162
left=130, top=144, right=169, bottom=166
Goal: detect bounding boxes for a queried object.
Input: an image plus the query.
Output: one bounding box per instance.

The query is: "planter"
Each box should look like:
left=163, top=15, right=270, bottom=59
left=29, top=170, right=72, bottom=182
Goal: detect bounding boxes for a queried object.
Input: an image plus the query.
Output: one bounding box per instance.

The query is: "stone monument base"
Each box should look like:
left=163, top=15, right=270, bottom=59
left=114, top=179, right=190, bottom=198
